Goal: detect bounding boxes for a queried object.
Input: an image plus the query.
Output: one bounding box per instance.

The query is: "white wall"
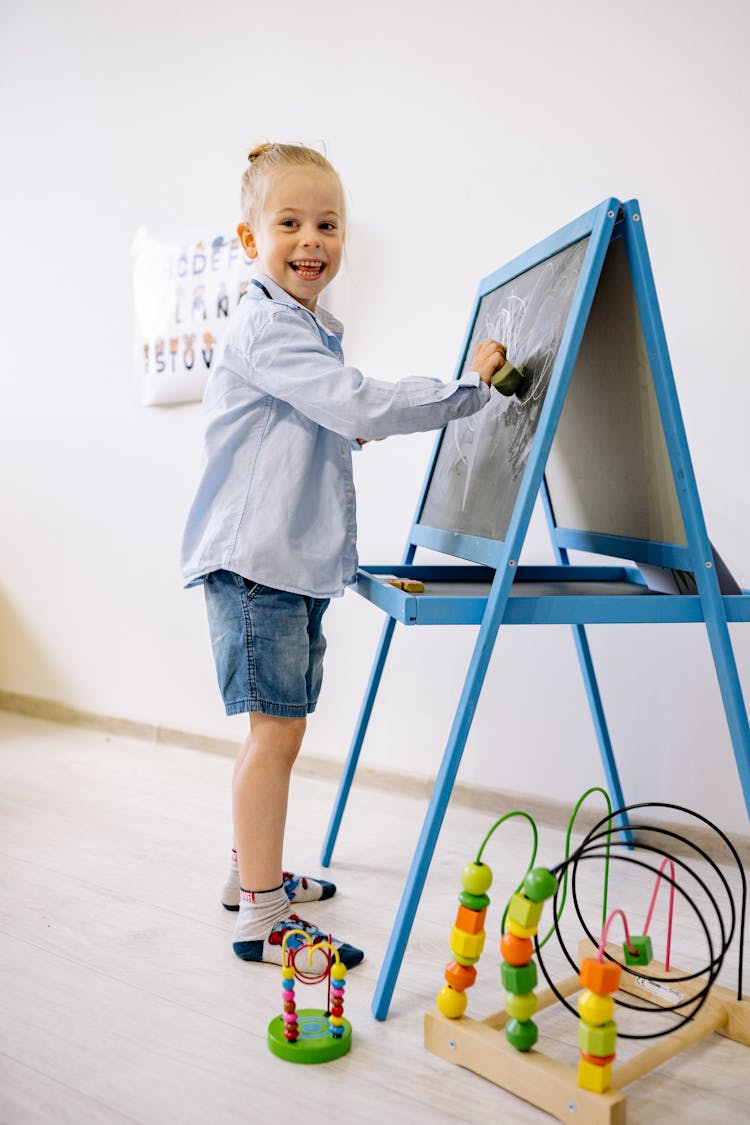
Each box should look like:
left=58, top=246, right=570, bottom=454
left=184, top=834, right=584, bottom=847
left=2, top=0, right=750, bottom=833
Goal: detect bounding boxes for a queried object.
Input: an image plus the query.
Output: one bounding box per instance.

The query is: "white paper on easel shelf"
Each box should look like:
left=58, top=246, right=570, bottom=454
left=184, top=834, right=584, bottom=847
left=131, top=225, right=256, bottom=406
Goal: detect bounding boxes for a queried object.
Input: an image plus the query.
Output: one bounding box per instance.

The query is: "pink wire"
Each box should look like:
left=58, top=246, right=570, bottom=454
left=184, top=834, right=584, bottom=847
left=597, top=908, right=637, bottom=961
left=642, top=857, right=675, bottom=971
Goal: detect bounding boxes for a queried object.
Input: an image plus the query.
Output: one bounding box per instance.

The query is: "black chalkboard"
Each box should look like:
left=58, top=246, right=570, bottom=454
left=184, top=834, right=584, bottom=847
left=420, top=239, right=589, bottom=541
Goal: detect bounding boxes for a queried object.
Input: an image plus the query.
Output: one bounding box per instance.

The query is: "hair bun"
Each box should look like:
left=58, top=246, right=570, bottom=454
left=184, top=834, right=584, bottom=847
left=247, top=143, right=274, bottom=163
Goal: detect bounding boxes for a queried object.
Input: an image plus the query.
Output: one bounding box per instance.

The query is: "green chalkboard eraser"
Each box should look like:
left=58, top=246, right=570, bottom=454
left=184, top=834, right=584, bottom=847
left=491, top=361, right=525, bottom=396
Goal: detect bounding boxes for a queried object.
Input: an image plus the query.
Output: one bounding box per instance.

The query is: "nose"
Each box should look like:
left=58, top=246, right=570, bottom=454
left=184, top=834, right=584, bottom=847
left=300, top=224, right=321, bottom=247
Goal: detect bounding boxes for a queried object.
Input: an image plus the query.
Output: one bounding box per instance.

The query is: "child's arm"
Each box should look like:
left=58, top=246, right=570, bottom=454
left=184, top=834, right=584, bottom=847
left=242, top=310, right=504, bottom=442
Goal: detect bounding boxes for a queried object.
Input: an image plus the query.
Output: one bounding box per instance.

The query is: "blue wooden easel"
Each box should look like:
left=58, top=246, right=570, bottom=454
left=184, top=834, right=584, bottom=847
left=319, top=198, right=750, bottom=1020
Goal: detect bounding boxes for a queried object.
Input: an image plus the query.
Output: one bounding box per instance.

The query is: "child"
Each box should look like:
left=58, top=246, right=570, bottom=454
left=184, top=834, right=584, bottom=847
left=181, top=142, right=506, bottom=968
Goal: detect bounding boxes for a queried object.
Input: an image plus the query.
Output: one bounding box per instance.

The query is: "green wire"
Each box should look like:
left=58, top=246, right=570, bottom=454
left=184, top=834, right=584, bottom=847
left=537, top=786, right=613, bottom=950
left=475, top=810, right=539, bottom=935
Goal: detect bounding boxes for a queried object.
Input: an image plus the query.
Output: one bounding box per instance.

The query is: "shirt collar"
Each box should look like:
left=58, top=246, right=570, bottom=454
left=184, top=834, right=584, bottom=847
left=253, top=271, right=344, bottom=339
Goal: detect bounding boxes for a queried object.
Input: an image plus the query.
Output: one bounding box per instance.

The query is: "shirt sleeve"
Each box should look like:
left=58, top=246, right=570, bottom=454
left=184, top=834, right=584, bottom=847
left=239, top=307, right=490, bottom=441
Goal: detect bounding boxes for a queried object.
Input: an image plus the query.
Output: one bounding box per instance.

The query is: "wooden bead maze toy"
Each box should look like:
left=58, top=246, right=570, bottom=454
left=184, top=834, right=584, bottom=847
left=267, top=928, right=352, bottom=1064
left=425, top=793, right=749, bottom=1124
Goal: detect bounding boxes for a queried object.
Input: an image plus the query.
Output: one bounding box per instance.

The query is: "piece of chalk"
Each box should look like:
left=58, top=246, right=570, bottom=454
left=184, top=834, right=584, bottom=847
left=383, top=576, right=425, bottom=593
left=491, top=361, right=526, bottom=397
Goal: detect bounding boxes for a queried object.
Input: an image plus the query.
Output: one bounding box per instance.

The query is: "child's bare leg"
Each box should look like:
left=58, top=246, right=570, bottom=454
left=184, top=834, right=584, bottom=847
left=230, top=711, right=363, bottom=968
left=221, top=719, right=336, bottom=908
left=234, top=712, right=306, bottom=891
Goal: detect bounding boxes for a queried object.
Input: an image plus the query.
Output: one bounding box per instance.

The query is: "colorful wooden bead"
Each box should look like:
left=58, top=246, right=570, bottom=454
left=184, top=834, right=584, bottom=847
left=460, top=862, right=493, bottom=896
left=437, top=984, right=468, bottom=1019
left=581, top=1051, right=616, bottom=1066
left=522, top=867, right=558, bottom=903
left=506, top=916, right=537, bottom=939
left=501, top=960, right=537, bottom=993
left=455, top=904, right=487, bottom=934
left=444, top=960, right=477, bottom=992
left=330, top=1004, right=344, bottom=1018
left=284, top=1030, right=299, bottom=1042
left=331, top=962, right=347, bottom=981
left=578, top=989, right=615, bottom=1026
left=579, top=957, right=622, bottom=995
left=450, top=949, right=480, bottom=967
left=459, top=890, right=491, bottom=911
left=505, top=1017, right=538, bottom=1052
left=283, top=1000, right=296, bottom=1013
left=500, top=932, right=533, bottom=966
left=623, top=935, right=653, bottom=966
left=282, top=1012, right=298, bottom=1024
left=282, top=978, right=295, bottom=990
left=450, top=924, right=486, bottom=961
left=281, top=966, right=295, bottom=979
left=507, top=892, right=544, bottom=929
left=505, top=991, right=538, bottom=1021
left=578, top=1057, right=612, bottom=1093
left=328, top=1016, right=344, bottom=1027
left=578, top=1019, right=617, bottom=1057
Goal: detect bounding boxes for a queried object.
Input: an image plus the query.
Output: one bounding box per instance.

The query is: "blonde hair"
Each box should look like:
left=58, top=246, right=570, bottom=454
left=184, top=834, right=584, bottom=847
left=240, top=142, right=346, bottom=227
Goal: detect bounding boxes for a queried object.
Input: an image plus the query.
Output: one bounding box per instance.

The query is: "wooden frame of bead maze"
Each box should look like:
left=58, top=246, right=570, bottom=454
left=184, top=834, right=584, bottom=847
left=423, top=799, right=750, bottom=1125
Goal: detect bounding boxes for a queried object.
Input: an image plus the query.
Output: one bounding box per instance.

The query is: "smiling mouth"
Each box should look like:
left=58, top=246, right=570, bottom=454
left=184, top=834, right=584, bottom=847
left=289, top=259, right=326, bottom=280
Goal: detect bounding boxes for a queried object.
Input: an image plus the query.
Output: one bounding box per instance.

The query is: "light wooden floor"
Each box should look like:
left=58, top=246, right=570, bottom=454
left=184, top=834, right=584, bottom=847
left=1, top=711, right=749, bottom=1124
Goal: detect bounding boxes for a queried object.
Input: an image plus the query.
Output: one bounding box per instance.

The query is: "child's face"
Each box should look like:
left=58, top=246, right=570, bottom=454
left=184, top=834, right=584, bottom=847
left=238, top=166, right=344, bottom=312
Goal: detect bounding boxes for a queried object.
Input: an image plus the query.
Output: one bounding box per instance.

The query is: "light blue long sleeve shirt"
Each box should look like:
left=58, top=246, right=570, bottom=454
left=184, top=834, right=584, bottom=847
left=181, top=273, right=491, bottom=598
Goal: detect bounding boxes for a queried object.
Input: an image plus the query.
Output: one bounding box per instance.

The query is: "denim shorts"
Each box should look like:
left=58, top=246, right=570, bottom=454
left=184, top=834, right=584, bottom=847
left=203, top=570, right=330, bottom=718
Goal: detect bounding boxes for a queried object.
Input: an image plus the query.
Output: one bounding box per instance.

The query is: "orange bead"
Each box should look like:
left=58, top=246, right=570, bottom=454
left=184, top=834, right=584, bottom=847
left=579, top=957, right=622, bottom=995
left=455, top=903, right=487, bottom=934
left=500, top=932, right=533, bottom=966
left=581, top=1050, right=616, bottom=1066
left=444, top=960, right=477, bottom=992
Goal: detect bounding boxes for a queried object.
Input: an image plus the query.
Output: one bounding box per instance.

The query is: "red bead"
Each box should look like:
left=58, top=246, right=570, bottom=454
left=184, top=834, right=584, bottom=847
left=284, top=1030, right=299, bottom=1041
left=330, top=1004, right=344, bottom=1018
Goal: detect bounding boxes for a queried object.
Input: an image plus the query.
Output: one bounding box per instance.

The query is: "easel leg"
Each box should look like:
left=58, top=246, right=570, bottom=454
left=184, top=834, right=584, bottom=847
left=703, top=613, right=750, bottom=816
left=320, top=616, right=397, bottom=867
left=372, top=617, right=499, bottom=1020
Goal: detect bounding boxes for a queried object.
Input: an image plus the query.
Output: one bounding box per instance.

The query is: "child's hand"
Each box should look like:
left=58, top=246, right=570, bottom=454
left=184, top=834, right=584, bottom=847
left=471, top=339, right=507, bottom=385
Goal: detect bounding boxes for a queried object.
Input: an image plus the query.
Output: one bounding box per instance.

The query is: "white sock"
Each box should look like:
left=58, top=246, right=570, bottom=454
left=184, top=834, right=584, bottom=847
left=221, top=850, right=336, bottom=910
left=232, top=887, right=364, bottom=969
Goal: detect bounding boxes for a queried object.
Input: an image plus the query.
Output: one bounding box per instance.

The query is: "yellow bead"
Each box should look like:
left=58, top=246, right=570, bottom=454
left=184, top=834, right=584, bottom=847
left=450, top=924, right=486, bottom=961
left=578, top=989, right=615, bottom=1026
left=507, top=893, right=543, bottom=929
left=578, top=1057, right=612, bottom=1093
left=328, top=1015, right=344, bottom=1027
left=330, top=962, right=347, bottom=981
left=281, top=966, right=295, bottom=979
left=505, top=991, right=538, bottom=1021
left=437, top=985, right=468, bottom=1019
left=506, top=916, right=537, bottom=939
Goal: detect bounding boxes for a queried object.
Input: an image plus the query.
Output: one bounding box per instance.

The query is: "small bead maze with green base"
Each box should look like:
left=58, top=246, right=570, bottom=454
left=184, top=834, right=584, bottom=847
left=267, top=928, right=352, bottom=1064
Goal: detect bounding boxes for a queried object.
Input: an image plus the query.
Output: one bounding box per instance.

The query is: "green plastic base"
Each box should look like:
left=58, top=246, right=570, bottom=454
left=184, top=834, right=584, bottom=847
left=267, top=1009, right=352, bottom=1063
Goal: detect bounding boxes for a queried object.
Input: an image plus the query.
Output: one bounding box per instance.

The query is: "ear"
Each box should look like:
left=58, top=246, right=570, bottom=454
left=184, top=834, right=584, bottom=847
left=237, top=222, right=258, bottom=259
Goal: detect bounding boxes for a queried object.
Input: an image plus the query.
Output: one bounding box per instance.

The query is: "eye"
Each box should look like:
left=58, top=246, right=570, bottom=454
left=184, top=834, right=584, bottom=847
left=279, top=219, right=298, bottom=229
left=319, top=222, right=338, bottom=232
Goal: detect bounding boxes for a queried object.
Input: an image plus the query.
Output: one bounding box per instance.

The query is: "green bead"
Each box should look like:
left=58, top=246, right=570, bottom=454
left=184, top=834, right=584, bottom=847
left=459, top=889, right=491, bottom=911
left=578, top=1019, right=617, bottom=1057
left=501, top=960, right=538, bottom=993
left=522, top=867, right=558, bottom=903
left=623, top=934, right=653, bottom=966
left=460, top=862, right=493, bottom=896
left=505, top=1017, right=538, bottom=1052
